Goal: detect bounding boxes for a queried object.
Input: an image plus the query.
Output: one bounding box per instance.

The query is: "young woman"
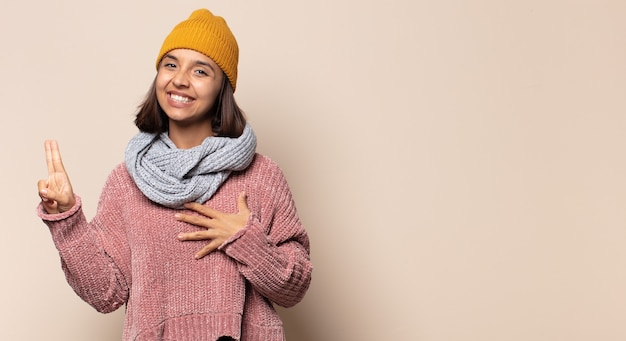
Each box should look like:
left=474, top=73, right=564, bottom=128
left=36, top=9, right=312, bottom=341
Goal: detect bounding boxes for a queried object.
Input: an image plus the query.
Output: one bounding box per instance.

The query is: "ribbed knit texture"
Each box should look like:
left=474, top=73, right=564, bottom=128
left=157, top=8, right=239, bottom=90
left=37, top=155, right=312, bottom=341
left=124, top=123, right=256, bottom=209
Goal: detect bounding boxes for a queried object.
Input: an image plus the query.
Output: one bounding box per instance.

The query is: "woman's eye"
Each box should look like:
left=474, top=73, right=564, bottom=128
left=162, top=63, right=176, bottom=69
left=195, top=69, right=208, bottom=76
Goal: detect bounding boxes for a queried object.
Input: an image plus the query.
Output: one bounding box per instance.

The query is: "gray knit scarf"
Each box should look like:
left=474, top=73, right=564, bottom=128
left=125, top=124, right=256, bottom=209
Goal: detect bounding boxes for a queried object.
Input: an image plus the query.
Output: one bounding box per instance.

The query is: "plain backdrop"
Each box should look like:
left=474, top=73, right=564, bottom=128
left=1, top=0, right=625, bottom=340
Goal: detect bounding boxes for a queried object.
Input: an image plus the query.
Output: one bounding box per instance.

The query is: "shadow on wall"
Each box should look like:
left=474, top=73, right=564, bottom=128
left=278, top=306, right=317, bottom=341
left=93, top=310, right=125, bottom=340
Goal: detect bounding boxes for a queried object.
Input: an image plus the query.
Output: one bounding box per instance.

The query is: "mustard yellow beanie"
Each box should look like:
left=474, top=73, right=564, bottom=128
left=156, top=9, right=239, bottom=91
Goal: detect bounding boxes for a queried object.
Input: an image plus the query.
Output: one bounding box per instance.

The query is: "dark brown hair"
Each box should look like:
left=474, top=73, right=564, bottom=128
left=134, top=76, right=247, bottom=138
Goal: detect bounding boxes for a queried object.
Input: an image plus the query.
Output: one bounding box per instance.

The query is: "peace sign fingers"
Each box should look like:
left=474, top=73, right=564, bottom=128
left=38, top=140, right=76, bottom=214
left=45, top=140, right=68, bottom=176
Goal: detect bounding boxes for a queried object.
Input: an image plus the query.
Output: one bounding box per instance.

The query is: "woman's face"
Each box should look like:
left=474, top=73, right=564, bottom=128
left=156, top=48, right=224, bottom=127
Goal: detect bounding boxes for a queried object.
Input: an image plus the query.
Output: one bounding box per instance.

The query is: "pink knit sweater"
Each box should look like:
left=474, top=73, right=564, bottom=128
left=37, top=154, right=312, bottom=341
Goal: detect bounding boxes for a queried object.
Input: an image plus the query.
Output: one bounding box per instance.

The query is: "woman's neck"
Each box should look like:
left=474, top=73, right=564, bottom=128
left=167, top=121, right=214, bottom=149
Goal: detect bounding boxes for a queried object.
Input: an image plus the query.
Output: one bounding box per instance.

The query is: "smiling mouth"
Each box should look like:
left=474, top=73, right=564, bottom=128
left=169, top=93, right=193, bottom=103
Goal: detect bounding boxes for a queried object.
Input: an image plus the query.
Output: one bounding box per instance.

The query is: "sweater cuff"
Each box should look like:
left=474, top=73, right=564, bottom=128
left=218, top=212, right=257, bottom=249
left=36, top=195, right=82, bottom=222
left=219, top=213, right=281, bottom=267
left=37, top=195, right=87, bottom=245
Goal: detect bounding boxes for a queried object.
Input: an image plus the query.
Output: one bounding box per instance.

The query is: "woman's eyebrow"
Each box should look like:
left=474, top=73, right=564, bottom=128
left=163, top=54, right=178, bottom=61
left=194, top=60, right=215, bottom=71
left=163, top=54, right=215, bottom=71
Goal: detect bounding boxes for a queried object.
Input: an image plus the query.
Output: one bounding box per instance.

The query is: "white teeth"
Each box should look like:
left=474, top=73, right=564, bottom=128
left=170, top=94, right=192, bottom=103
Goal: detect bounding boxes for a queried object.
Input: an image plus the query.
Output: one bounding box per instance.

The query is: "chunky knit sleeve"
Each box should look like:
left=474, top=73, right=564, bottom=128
left=220, top=158, right=312, bottom=308
left=37, top=166, right=131, bottom=314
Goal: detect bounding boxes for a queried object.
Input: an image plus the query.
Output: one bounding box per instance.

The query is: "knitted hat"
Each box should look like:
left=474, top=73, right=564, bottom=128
left=156, top=9, right=239, bottom=91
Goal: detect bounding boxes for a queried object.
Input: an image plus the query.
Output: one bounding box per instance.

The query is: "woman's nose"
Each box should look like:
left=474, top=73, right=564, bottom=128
left=172, top=70, right=190, bottom=87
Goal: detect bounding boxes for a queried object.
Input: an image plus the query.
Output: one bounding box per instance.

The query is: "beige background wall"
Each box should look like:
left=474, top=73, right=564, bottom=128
left=1, top=0, right=625, bottom=340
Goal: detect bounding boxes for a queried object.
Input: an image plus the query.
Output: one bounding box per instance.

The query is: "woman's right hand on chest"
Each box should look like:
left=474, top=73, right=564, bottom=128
left=37, top=140, right=76, bottom=214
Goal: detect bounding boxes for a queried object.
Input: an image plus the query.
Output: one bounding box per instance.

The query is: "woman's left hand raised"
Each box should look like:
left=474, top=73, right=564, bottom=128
left=175, top=192, right=250, bottom=259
